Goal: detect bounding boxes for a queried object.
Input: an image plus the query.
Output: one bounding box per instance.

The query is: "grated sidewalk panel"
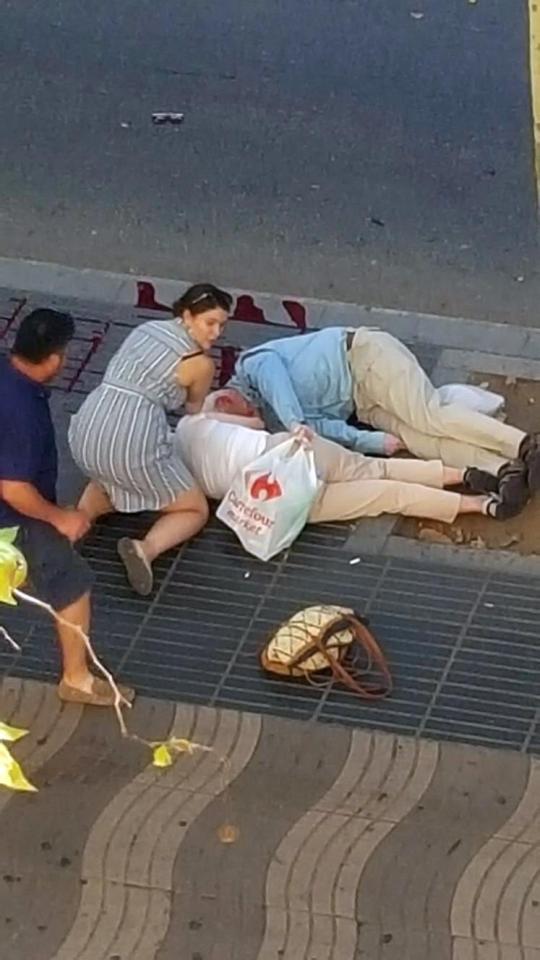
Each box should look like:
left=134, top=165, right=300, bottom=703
left=1, top=515, right=539, bottom=755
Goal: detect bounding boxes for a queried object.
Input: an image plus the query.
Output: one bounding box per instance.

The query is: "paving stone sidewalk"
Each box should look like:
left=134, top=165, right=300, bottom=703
left=0, top=276, right=540, bottom=958
left=1, top=677, right=540, bottom=960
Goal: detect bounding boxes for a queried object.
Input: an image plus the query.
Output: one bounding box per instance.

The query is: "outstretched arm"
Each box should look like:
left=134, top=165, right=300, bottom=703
left=308, top=417, right=398, bottom=456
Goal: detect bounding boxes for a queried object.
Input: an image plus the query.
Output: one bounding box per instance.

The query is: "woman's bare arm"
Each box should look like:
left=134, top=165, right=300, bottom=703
left=177, top=354, right=215, bottom=413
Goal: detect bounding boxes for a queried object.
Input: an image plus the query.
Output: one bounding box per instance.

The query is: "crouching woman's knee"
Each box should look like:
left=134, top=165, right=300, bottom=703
left=164, top=487, right=210, bottom=528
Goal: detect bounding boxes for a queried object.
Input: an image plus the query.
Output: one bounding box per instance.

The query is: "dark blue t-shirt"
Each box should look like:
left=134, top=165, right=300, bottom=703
left=0, top=354, right=58, bottom=525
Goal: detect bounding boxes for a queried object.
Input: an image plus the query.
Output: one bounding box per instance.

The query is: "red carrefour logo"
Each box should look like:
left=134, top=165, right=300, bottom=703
left=248, top=472, right=282, bottom=501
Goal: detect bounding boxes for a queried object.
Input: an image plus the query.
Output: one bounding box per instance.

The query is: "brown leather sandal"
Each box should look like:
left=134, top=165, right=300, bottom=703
left=58, top=677, right=135, bottom=706
left=117, top=538, right=153, bottom=596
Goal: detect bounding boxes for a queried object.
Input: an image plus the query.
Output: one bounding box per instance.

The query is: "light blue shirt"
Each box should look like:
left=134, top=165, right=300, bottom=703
left=228, top=326, right=388, bottom=455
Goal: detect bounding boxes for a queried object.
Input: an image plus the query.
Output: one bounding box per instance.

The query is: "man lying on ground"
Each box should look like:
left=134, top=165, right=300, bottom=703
left=225, top=326, right=540, bottom=482
left=173, top=392, right=531, bottom=526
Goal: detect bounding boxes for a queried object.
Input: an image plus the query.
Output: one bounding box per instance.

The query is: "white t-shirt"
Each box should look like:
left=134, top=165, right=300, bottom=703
left=175, top=414, right=269, bottom=499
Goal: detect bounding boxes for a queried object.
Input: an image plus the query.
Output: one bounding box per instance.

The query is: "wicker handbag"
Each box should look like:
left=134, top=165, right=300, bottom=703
left=260, top=604, right=392, bottom=699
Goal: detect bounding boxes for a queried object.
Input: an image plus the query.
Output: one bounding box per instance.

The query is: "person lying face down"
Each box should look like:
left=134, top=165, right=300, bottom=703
left=173, top=390, right=531, bottom=527
left=227, top=326, right=540, bottom=484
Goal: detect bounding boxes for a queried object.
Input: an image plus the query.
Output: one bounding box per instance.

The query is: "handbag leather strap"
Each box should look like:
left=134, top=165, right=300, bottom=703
left=287, top=612, right=392, bottom=700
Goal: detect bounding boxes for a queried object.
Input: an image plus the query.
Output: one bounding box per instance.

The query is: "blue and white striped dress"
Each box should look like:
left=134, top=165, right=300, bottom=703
left=69, top=319, right=199, bottom=512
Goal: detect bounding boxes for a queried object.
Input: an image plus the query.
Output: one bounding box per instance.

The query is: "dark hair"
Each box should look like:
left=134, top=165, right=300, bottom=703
left=172, top=283, right=232, bottom=318
left=12, top=309, right=75, bottom=364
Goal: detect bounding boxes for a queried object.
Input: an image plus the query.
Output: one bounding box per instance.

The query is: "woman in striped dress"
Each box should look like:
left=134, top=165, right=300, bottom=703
left=68, top=283, right=232, bottom=596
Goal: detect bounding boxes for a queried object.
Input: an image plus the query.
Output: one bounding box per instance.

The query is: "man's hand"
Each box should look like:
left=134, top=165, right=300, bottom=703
left=52, top=508, right=91, bottom=543
left=0, top=481, right=92, bottom=538
left=383, top=434, right=405, bottom=456
left=290, top=422, right=315, bottom=445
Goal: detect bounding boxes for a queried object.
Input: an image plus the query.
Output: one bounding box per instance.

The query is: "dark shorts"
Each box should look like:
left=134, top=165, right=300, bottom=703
left=15, top=519, right=94, bottom=611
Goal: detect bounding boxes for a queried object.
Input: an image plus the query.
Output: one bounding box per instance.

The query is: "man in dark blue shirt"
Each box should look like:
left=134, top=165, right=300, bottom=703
left=0, top=309, right=133, bottom=707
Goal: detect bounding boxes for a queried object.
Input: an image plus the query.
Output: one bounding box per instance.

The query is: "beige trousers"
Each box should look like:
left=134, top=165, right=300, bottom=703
left=267, top=433, right=462, bottom=524
left=348, top=328, right=525, bottom=473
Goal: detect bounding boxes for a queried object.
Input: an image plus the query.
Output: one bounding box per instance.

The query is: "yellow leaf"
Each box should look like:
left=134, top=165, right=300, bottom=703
left=152, top=744, right=173, bottom=768
left=0, top=536, right=28, bottom=605
left=0, top=722, right=28, bottom=743
left=0, top=743, right=37, bottom=792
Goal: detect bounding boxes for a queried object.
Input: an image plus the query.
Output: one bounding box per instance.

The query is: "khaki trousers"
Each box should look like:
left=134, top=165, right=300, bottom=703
left=348, top=328, right=525, bottom=473
left=267, top=433, right=461, bottom=525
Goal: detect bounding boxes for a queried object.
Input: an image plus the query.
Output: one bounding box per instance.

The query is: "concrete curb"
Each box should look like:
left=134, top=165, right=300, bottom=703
left=3, top=254, right=540, bottom=350
left=345, top=525, right=540, bottom=577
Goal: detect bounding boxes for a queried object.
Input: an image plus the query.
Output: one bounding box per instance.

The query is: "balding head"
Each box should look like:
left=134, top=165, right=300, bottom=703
left=202, top=388, right=260, bottom=417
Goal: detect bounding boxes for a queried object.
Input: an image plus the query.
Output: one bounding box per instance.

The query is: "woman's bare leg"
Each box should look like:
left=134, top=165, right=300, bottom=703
left=142, top=489, right=209, bottom=561
left=78, top=481, right=114, bottom=524
left=117, top=488, right=209, bottom=595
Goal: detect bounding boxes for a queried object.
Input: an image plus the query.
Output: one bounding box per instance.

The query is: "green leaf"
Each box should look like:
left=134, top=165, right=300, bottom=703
left=0, top=528, right=19, bottom=545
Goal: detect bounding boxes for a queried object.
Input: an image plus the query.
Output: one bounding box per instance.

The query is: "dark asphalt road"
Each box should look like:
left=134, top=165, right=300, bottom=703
left=0, top=0, right=538, bottom=323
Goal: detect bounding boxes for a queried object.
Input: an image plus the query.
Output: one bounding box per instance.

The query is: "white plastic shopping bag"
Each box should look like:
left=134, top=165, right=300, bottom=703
left=437, top=383, right=505, bottom=417
left=216, top=438, right=321, bottom=561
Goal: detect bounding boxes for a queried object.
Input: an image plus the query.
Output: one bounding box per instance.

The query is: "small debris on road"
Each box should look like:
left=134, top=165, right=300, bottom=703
left=499, top=534, right=520, bottom=549
left=470, top=536, right=486, bottom=550
left=152, top=112, right=185, bottom=125
left=218, top=823, right=239, bottom=843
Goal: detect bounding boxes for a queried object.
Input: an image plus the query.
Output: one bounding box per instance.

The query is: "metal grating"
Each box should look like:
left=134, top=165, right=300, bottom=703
left=1, top=514, right=539, bottom=755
